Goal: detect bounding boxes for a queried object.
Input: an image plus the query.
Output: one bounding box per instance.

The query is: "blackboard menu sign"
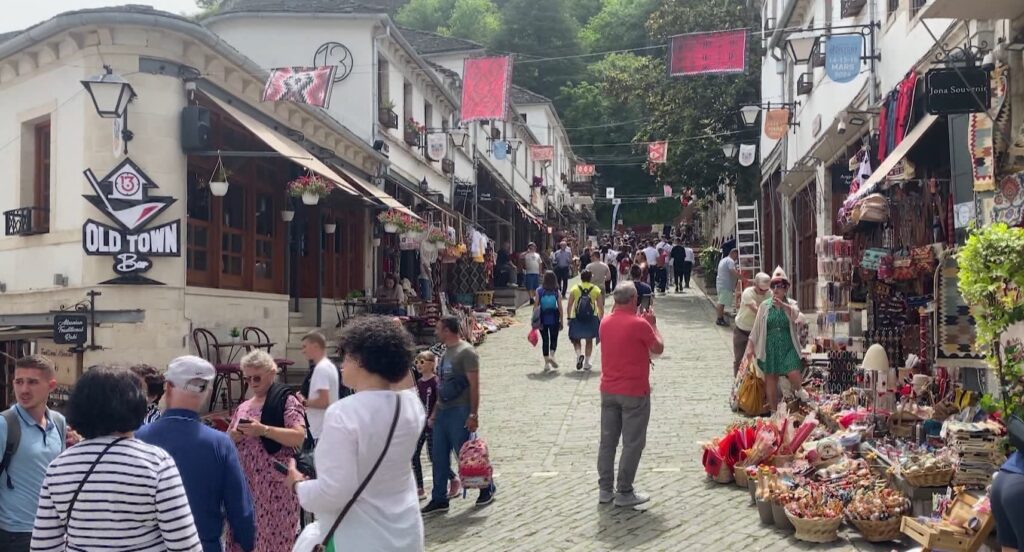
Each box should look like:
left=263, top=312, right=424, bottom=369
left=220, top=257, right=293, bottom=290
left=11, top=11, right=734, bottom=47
left=925, top=67, right=991, bottom=115
left=53, top=314, right=87, bottom=345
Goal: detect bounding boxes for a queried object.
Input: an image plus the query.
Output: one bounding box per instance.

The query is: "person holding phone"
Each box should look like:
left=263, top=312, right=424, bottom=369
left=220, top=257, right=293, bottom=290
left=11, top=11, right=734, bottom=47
left=227, top=351, right=306, bottom=552
left=746, top=267, right=810, bottom=412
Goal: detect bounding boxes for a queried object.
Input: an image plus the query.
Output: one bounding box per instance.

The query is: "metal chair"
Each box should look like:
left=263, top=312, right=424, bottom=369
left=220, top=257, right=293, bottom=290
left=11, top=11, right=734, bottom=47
left=192, top=328, right=244, bottom=412
left=242, top=326, right=294, bottom=384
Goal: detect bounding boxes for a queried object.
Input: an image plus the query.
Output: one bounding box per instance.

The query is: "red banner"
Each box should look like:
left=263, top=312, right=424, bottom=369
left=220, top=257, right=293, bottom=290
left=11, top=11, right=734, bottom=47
left=668, top=30, right=748, bottom=77
left=575, top=164, right=595, bottom=177
left=530, top=145, right=554, bottom=162
left=261, top=66, right=337, bottom=108
left=460, top=56, right=512, bottom=123
left=648, top=141, right=668, bottom=164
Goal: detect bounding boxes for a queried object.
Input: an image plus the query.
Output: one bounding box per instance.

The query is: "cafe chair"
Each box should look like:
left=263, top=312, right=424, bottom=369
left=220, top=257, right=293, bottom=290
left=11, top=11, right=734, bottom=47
left=192, top=328, right=244, bottom=412
left=242, top=326, right=294, bottom=384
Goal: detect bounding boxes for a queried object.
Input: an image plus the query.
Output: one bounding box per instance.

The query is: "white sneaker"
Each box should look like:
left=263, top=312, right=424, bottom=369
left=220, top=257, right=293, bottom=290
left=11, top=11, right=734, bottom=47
left=613, top=491, right=650, bottom=507
left=549, top=356, right=559, bottom=369
left=583, top=359, right=593, bottom=371
left=543, top=357, right=552, bottom=371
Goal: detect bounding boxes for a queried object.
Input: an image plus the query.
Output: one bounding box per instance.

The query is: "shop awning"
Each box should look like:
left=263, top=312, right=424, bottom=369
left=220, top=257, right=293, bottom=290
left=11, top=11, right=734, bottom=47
left=848, top=114, right=940, bottom=203
left=517, top=202, right=545, bottom=228
left=331, top=164, right=420, bottom=219
left=204, top=94, right=362, bottom=197
left=921, top=0, right=1024, bottom=20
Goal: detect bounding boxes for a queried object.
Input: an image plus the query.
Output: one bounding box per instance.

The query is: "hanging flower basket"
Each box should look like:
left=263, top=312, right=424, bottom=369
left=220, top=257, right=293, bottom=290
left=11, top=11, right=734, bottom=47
left=404, top=219, right=428, bottom=240
left=377, top=209, right=411, bottom=233
left=425, top=227, right=448, bottom=244
left=288, top=175, right=332, bottom=206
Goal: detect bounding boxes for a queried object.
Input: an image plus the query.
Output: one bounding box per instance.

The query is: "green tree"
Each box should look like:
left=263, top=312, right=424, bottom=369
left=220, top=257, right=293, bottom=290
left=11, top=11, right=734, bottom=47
left=395, top=0, right=456, bottom=31
left=565, top=0, right=603, bottom=26
left=578, top=0, right=658, bottom=53
left=442, top=0, right=502, bottom=44
left=492, top=0, right=584, bottom=102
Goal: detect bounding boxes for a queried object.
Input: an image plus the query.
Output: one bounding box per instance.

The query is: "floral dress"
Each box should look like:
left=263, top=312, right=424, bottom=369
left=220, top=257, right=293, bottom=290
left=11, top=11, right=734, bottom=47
left=757, top=306, right=801, bottom=376
left=227, top=395, right=305, bottom=552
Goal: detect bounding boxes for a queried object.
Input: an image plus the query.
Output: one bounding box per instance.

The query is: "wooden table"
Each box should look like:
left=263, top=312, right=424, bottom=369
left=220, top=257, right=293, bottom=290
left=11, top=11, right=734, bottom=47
left=212, top=341, right=269, bottom=364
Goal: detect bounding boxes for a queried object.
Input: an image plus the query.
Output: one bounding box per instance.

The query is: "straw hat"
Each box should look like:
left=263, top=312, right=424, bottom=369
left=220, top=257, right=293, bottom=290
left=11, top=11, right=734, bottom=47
left=770, top=266, right=790, bottom=285
left=753, top=272, right=771, bottom=291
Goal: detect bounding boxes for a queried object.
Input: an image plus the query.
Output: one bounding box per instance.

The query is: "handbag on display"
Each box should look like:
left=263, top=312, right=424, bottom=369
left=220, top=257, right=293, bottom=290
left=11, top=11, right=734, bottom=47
left=911, top=245, right=936, bottom=275
left=893, top=248, right=915, bottom=280
left=860, top=248, right=889, bottom=271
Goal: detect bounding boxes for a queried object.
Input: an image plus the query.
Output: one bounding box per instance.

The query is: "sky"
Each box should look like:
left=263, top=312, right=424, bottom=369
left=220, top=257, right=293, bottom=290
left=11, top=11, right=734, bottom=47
left=2, top=1, right=199, bottom=33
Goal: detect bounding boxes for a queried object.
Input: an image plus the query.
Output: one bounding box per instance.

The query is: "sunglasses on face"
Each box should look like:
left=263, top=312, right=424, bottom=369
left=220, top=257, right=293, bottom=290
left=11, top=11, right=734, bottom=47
left=242, top=374, right=264, bottom=384
left=772, top=283, right=790, bottom=290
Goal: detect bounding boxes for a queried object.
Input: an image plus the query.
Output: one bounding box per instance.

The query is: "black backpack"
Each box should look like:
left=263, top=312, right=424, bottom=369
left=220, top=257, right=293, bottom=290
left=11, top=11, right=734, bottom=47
left=575, top=285, right=597, bottom=322
left=0, top=409, right=66, bottom=489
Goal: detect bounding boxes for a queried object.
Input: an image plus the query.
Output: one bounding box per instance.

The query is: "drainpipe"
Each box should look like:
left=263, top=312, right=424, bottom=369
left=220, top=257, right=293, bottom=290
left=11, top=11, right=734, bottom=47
left=868, top=0, right=879, bottom=106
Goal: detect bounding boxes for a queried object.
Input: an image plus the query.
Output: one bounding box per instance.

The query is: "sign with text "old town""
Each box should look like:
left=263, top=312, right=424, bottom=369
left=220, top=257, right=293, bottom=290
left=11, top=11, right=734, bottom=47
left=925, top=67, right=991, bottom=115
left=82, top=158, right=179, bottom=285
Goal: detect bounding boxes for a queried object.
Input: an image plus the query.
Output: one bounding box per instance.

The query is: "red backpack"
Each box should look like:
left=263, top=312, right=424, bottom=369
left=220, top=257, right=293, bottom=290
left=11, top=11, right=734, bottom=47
left=458, top=435, right=493, bottom=489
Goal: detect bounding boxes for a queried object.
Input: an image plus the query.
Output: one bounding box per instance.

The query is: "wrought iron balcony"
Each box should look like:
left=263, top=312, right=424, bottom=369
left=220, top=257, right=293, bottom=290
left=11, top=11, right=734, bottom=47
left=4, top=206, right=49, bottom=236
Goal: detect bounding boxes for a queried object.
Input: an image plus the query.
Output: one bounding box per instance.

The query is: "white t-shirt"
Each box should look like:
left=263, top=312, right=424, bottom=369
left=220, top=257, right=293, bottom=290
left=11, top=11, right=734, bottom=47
left=643, top=246, right=659, bottom=265
left=717, top=256, right=738, bottom=292
left=604, top=249, right=619, bottom=266
left=684, top=247, right=695, bottom=263
left=523, top=251, right=542, bottom=274
left=306, top=357, right=340, bottom=439
left=296, top=390, right=425, bottom=550
left=585, top=261, right=610, bottom=288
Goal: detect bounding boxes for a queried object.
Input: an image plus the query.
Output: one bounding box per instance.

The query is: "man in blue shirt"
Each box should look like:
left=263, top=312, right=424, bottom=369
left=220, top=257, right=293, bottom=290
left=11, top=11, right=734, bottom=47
left=136, top=356, right=255, bottom=552
left=553, top=241, right=574, bottom=298
left=0, top=355, right=66, bottom=552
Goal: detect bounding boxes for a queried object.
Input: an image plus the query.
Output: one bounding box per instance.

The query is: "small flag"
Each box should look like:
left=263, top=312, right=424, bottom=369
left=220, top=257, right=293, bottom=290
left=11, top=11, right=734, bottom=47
left=738, top=144, right=756, bottom=167
left=261, top=66, right=337, bottom=108
left=648, top=141, right=668, bottom=164
left=426, top=133, right=448, bottom=161
left=461, top=56, right=513, bottom=123
left=663, top=185, right=672, bottom=197
left=647, top=197, right=657, bottom=204
left=576, top=164, right=595, bottom=177
left=492, top=140, right=508, bottom=160
left=530, top=145, right=554, bottom=162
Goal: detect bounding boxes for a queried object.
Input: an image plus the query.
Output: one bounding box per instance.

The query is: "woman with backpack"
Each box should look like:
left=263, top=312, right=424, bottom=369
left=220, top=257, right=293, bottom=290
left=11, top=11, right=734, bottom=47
left=533, top=271, right=564, bottom=371
left=566, top=270, right=605, bottom=371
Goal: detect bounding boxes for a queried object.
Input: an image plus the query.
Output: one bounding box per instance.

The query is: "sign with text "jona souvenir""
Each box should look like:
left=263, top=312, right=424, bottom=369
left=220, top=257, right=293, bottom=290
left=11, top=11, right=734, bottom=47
left=925, top=67, right=991, bottom=115
left=82, top=158, right=179, bottom=285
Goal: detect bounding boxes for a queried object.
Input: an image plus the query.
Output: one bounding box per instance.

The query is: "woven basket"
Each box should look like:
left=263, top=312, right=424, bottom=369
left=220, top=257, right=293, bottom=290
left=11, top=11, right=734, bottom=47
left=734, top=465, right=749, bottom=488
left=903, top=466, right=954, bottom=487
left=785, top=513, right=842, bottom=543
left=714, top=463, right=734, bottom=484
left=850, top=517, right=902, bottom=543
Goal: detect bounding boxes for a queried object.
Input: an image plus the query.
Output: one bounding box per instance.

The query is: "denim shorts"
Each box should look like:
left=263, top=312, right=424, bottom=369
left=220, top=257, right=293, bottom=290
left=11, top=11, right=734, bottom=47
left=524, top=273, right=540, bottom=291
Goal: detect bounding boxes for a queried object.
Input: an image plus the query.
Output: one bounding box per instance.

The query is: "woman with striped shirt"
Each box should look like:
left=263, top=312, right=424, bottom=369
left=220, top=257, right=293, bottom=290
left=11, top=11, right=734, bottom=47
left=31, top=366, right=202, bottom=552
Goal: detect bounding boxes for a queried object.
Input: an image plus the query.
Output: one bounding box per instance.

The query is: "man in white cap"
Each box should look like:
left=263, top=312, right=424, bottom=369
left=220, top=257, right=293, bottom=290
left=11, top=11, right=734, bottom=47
left=136, top=357, right=255, bottom=552
left=734, top=272, right=771, bottom=377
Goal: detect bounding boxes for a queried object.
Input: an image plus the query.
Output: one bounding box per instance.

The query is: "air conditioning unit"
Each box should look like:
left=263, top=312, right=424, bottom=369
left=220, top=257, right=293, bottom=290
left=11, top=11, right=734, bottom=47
left=797, top=72, right=814, bottom=96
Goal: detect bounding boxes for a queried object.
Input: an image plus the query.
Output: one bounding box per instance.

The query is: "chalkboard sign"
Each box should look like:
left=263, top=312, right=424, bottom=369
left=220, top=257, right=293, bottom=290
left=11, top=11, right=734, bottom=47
left=53, top=314, right=87, bottom=345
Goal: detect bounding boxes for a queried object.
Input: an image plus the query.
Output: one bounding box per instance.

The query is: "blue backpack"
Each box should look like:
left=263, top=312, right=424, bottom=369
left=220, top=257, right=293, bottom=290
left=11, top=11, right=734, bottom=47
left=539, top=289, right=558, bottom=312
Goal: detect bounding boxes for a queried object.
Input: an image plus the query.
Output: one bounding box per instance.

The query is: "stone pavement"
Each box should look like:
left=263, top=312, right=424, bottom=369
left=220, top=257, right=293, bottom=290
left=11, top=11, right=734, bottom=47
left=423, top=288, right=896, bottom=551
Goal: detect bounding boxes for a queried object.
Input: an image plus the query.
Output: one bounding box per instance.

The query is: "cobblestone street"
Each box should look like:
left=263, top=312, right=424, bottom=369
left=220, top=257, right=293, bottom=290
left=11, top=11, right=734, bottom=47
left=423, top=289, right=893, bottom=552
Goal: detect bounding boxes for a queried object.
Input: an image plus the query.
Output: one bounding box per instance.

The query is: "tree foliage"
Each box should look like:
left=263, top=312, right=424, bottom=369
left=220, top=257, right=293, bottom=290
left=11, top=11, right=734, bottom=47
left=578, top=0, right=657, bottom=53
left=492, top=0, right=584, bottom=102
left=396, top=0, right=455, bottom=32
left=444, top=0, right=502, bottom=44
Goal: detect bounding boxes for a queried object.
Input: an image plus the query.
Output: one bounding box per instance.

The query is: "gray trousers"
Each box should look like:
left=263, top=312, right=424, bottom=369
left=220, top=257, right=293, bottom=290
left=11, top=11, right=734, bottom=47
left=733, top=327, right=751, bottom=377
left=598, top=393, right=651, bottom=494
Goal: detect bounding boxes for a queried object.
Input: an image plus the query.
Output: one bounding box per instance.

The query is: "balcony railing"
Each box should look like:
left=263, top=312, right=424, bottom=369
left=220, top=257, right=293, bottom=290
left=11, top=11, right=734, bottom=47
left=404, top=127, right=421, bottom=147
left=4, top=206, right=49, bottom=236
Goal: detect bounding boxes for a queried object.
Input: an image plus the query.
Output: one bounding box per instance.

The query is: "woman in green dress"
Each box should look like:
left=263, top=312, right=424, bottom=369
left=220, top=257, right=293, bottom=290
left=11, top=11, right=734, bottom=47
left=746, top=267, right=809, bottom=412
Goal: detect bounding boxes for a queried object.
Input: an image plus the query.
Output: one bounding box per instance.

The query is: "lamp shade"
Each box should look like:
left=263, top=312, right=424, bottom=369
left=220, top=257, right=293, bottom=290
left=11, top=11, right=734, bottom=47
left=722, top=144, right=738, bottom=159
left=739, top=105, right=761, bottom=126
left=786, top=32, right=818, bottom=64
left=862, top=343, right=890, bottom=371
left=81, top=66, right=135, bottom=118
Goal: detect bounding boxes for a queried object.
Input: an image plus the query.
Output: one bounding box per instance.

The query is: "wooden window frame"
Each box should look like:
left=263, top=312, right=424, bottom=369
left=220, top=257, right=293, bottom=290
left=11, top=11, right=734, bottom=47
left=33, top=121, right=51, bottom=233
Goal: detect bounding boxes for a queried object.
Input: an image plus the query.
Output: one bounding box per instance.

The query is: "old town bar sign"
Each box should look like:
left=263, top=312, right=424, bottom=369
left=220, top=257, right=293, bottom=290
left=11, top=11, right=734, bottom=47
left=82, top=158, right=179, bottom=285
left=925, top=67, right=991, bottom=115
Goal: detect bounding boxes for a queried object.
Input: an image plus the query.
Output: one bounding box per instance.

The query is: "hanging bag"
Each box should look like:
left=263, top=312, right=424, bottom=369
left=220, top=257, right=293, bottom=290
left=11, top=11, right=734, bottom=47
left=893, top=248, right=915, bottom=280
left=737, top=358, right=767, bottom=416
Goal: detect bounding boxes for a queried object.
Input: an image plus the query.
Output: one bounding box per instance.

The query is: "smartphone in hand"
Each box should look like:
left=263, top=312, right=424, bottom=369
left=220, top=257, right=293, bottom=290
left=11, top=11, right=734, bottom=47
left=237, top=418, right=253, bottom=425
left=272, top=461, right=289, bottom=475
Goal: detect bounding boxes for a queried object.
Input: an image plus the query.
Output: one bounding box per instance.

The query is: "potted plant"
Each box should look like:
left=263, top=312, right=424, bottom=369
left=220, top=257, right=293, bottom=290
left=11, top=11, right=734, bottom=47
left=405, top=118, right=425, bottom=147
left=532, top=176, right=543, bottom=188
left=210, top=164, right=231, bottom=197
left=422, top=226, right=447, bottom=253
left=378, top=99, right=399, bottom=129
left=229, top=327, right=241, bottom=343
left=403, top=218, right=428, bottom=240
left=288, top=174, right=331, bottom=206
left=377, top=209, right=406, bottom=234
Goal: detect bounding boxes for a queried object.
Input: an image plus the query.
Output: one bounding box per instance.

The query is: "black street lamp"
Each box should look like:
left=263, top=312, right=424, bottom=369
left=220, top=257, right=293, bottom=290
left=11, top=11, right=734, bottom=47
left=81, top=65, right=136, bottom=153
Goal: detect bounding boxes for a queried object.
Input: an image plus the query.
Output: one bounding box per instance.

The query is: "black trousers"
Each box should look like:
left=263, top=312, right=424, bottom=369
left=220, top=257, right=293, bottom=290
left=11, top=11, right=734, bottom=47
left=650, top=267, right=667, bottom=292
left=0, top=529, right=30, bottom=552
left=607, top=266, right=618, bottom=293
left=554, top=267, right=570, bottom=296
left=682, top=261, right=693, bottom=287
left=540, top=323, right=560, bottom=356
left=674, top=267, right=685, bottom=290
left=413, top=427, right=456, bottom=489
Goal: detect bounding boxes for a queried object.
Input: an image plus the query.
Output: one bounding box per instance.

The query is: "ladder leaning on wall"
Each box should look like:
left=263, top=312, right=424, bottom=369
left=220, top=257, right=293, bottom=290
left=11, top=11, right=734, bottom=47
left=735, top=202, right=763, bottom=279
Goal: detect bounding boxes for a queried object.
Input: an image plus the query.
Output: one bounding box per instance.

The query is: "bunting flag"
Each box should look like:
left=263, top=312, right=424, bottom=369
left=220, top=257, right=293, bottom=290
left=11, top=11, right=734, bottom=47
left=738, top=144, right=756, bottom=167
left=668, top=29, right=748, bottom=77
left=492, top=140, right=508, bottom=161
left=648, top=141, right=668, bottom=164
left=576, top=164, right=595, bottom=177
left=647, top=197, right=657, bottom=204
left=461, top=56, right=513, bottom=123
left=261, top=66, right=337, bottom=108
left=426, top=133, right=448, bottom=161
left=530, top=145, right=554, bottom=162
left=663, top=185, right=673, bottom=197
left=764, top=109, right=791, bottom=140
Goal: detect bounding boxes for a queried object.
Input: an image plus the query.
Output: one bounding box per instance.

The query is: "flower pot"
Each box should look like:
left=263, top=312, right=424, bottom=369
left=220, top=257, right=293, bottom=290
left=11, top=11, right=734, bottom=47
left=372, top=238, right=382, bottom=247
left=421, top=241, right=437, bottom=253
left=302, top=192, right=320, bottom=206
left=324, top=223, right=336, bottom=234
left=281, top=210, right=295, bottom=222
left=209, top=181, right=229, bottom=197
left=383, top=223, right=399, bottom=234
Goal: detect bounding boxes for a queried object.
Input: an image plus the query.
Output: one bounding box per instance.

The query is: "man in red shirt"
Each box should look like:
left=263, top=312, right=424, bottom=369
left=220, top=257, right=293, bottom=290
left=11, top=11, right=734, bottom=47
left=597, top=282, right=664, bottom=507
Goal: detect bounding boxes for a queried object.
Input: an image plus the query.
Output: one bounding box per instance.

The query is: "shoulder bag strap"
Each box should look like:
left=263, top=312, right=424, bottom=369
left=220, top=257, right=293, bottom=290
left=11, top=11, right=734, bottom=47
left=315, top=394, right=402, bottom=551
left=65, top=438, right=125, bottom=535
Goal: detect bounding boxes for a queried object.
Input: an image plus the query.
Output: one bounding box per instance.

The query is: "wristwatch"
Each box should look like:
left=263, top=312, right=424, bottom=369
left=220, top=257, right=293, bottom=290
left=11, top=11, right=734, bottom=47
left=468, top=414, right=478, bottom=419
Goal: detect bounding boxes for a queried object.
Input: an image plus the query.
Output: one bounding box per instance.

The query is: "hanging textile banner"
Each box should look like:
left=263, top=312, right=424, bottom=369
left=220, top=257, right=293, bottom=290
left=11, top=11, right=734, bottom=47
left=530, top=145, right=554, bottom=162
left=576, top=164, right=596, bottom=177
left=648, top=141, right=668, bottom=164
left=492, top=140, right=508, bottom=161
left=261, top=66, right=338, bottom=108
left=663, top=184, right=673, bottom=197
left=992, top=172, right=1024, bottom=226
left=668, top=29, right=747, bottom=77
left=460, top=56, right=513, bottom=123
left=426, top=133, right=448, bottom=161
left=738, top=144, right=756, bottom=167
left=970, top=63, right=1008, bottom=192
left=611, top=201, right=621, bottom=232
left=825, top=34, right=863, bottom=84
left=764, top=109, right=790, bottom=140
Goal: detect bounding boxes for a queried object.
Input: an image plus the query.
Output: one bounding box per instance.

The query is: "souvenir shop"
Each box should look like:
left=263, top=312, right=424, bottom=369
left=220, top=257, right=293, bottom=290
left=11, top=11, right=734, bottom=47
left=700, top=56, right=1024, bottom=549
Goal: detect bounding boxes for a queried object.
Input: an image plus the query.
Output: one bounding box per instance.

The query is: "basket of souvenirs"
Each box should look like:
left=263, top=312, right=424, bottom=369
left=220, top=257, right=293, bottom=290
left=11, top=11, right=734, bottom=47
left=846, top=488, right=911, bottom=542
left=784, top=492, right=843, bottom=543
left=734, top=463, right=749, bottom=488
left=899, top=455, right=955, bottom=487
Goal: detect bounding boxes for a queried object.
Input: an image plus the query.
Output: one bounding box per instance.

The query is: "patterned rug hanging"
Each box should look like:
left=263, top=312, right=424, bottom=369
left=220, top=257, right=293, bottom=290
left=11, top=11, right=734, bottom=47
left=934, top=253, right=986, bottom=367
left=992, top=172, right=1024, bottom=226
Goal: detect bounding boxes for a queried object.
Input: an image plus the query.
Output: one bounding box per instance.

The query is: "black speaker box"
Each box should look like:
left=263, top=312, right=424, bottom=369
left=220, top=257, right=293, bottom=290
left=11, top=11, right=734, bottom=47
left=181, top=105, right=210, bottom=152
